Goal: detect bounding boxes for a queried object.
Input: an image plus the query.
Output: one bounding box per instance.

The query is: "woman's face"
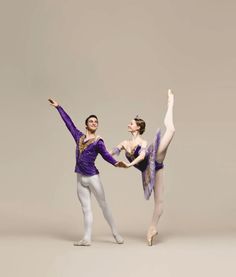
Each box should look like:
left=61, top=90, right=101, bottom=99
left=86, top=117, right=98, bottom=132
left=128, top=119, right=140, bottom=133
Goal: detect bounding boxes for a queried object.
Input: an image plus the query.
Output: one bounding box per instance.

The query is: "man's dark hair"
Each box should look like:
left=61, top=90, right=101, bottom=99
left=85, top=115, right=98, bottom=126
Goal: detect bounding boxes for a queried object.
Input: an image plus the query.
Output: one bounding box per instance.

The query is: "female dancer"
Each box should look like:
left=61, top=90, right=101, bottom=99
left=112, top=89, right=175, bottom=246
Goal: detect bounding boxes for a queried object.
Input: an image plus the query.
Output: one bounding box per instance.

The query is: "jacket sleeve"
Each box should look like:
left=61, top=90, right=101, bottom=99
left=96, top=139, right=118, bottom=165
left=56, top=106, right=83, bottom=141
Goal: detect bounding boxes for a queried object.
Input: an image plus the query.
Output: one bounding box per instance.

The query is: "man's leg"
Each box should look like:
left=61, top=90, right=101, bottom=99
left=89, top=175, right=124, bottom=244
left=74, top=174, right=93, bottom=246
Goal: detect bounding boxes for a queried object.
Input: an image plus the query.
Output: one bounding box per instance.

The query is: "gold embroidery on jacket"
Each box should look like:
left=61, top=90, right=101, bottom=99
left=78, top=135, right=101, bottom=153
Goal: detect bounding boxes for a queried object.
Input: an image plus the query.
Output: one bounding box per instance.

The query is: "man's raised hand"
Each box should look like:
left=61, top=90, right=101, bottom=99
left=48, top=98, right=59, bottom=107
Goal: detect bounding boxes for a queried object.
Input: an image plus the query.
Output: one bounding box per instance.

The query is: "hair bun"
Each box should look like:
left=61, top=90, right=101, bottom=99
left=134, top=116, right=146, bottom=135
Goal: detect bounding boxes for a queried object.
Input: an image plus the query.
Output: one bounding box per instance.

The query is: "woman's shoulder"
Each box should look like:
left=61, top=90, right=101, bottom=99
left=122, top=140, right=129, bottom=146
left=139, top=138, right=148, bottom=148
left=129, top=139, right=148, bottom=151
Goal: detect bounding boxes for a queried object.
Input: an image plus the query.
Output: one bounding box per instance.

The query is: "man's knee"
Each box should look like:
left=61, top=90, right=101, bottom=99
left=81, top=205, right=92, bottom=215
left=98, top=199, right=107, bottom=210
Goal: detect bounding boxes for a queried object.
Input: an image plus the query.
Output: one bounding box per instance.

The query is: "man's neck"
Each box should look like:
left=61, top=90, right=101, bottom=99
left=85, top=130, right=96, bottom=139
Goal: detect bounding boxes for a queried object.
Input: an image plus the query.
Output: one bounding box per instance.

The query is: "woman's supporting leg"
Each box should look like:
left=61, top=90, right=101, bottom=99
left=151, top=169, right=164, bottom=227
left=147, top=169, right=164, bottom=245
left=89, top=175, right=124, bottom=244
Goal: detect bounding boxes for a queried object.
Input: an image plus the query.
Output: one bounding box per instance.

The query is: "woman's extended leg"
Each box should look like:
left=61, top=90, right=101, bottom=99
left=156, top=89, right=175, bottom=163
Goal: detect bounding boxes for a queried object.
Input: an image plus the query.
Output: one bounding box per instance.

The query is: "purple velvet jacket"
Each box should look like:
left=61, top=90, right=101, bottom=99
left=56, top=106, right=117, bottom=176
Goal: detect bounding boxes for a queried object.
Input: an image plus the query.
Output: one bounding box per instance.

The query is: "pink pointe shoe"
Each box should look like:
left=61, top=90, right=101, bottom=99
left=147, top=227, right=158, bottom=246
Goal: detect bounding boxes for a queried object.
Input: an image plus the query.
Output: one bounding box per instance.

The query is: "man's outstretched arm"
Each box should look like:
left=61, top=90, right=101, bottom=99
left=96, top=139, right=119, bottom=166
left=48, top=98, right=83, bottom=141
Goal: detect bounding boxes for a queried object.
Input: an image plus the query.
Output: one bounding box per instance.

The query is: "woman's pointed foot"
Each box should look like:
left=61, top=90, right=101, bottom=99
left=167, top=89, right=174, bottom=107
left=147, top=227, right=158, bottom=246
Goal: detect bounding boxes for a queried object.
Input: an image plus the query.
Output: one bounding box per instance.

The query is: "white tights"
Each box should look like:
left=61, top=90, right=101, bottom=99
left=77, top=173, right=119, bottom=242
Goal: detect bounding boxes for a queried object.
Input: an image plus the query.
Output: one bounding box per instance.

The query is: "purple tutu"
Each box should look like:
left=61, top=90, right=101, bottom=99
left=125, top=129, right=164, bottom=200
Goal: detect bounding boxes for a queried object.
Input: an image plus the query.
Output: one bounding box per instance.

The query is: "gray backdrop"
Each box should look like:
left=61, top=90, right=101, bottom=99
left=0, top=0, right=235, bottom=240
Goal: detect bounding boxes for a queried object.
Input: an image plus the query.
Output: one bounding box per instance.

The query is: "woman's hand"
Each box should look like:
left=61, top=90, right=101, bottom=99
left=115, top=161, right=131, bottom=168
left=48, top=98, right=59, bottom=107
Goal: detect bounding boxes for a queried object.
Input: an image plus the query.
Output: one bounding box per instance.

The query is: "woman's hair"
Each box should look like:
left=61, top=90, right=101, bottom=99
left=85, top=115, right=98, bottom=126
left=134, top=116, right=146, bottom=135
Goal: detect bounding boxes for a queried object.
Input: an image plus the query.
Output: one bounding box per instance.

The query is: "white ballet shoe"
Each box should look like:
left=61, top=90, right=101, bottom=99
left=73, top=239, right=91, bottom=246
left=113, top=234, right=124, bottom=244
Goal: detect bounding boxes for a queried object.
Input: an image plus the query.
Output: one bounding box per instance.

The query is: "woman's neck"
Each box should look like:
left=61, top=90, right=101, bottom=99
left=131, top=131, right=141, bottom=142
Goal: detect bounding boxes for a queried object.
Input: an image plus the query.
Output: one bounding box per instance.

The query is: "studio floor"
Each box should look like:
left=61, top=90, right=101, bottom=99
left=1, top=229, right=235, bottom=277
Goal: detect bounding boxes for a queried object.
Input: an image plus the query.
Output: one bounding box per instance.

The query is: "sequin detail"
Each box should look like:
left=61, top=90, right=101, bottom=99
left=78, top=135, right=100, bottom=153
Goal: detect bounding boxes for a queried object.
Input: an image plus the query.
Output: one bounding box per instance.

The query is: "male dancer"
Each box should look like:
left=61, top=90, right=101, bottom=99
left=48, top=98, right=124, bottom=246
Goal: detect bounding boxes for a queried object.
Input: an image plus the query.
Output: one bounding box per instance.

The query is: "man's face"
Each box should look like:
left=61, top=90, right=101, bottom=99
left=86, top=117, right=98, bottom=132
